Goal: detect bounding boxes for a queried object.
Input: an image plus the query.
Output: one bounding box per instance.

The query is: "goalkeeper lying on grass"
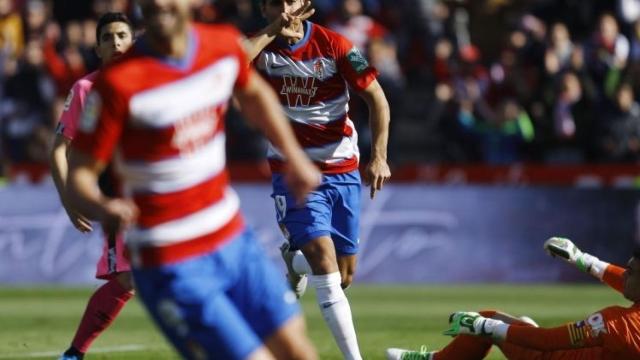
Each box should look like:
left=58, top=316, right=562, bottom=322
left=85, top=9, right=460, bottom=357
left=386, top=237, right=640, bottom=360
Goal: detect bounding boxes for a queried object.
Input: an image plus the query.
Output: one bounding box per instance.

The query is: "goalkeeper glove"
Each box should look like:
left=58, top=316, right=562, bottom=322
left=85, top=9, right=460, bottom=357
left=544, top=237, right=599, bottom=274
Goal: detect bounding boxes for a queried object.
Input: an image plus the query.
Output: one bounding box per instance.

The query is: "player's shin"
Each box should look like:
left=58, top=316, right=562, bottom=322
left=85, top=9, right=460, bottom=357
left=310, top=272, right=362, bottom=360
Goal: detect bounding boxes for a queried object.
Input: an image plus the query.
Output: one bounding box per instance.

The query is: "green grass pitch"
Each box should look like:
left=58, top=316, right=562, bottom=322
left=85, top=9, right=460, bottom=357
left=0, top=285, right=626, bottom=359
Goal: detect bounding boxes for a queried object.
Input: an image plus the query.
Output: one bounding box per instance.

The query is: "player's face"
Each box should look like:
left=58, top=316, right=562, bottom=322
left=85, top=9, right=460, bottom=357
left=623, top=257, right=640, bottom=302
left=96, top=22, right=133, bottom=63
left=262, top=0, right=305, bottom=23
left=137, top=0, right=191, bottom=40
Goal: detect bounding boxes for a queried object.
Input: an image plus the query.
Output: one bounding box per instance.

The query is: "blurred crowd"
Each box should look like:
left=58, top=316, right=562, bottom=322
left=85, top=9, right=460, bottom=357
left=1, top=0, right=640, bottom=183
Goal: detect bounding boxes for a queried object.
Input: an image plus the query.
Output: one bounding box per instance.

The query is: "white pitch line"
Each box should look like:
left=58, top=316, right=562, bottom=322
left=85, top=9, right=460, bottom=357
left=0, top=344, right=149, bottom=359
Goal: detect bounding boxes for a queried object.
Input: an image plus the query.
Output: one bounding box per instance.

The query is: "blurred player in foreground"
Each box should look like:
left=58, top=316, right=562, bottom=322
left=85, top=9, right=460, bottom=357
left=66, top=0, right=320, bottom=358
left=49, top=13, right=134, bottom=360
left=386, top=237, right=640, bottom=359
left=245, top=0, right=391, bottom=358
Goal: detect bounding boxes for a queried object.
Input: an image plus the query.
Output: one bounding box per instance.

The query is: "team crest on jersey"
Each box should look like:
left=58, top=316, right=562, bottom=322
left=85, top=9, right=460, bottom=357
left=79, top=91, right=101, bottom=132
left=313, top=60, right=325, bottom=79
left=347, top=47, right=369, bottom=73
left=280, top=76, right=318, bottom=107
left=63, top=89, right=74, bottom=111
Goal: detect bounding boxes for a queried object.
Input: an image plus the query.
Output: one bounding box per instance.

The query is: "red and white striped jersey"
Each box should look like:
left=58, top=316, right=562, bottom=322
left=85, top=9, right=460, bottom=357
left=255, top=21, right=378, bottom=174
left=72, top=24, right=250, bottom=267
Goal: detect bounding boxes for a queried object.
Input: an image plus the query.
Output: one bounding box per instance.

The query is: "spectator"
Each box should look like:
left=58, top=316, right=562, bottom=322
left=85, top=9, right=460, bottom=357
left=0, top=0, right=23, bottom=58
left=1, top=38, right=54, bottom=182
left=23, top=0, right=48, bottom=40
left=328, top=0, right=387, bottom=54
left=545, top=22, right=575, bottom=76
left=586, top=13, right=629, bottom=98
left=457, top=97, right=535, bottom=164
left=598, top=83, right=640, bottom=161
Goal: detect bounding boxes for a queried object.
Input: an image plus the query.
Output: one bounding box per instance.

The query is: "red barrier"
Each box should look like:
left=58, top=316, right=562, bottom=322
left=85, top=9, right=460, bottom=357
left=228, top=162, right=640, bottom=187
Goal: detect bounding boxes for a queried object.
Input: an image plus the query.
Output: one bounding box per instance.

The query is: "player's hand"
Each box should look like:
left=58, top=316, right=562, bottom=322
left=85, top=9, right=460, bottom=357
left=544, top=237, right=582, bottom=264
left=544, top=237, right=597, bottom=273
left=292, top=0, right=315, bottom=22
left=64, top=206, right=93, bottom=233
left=285, top=154, right=321, bottom=205
left=277, top=0, right=315, bottom=40
left=364, top=157, right=391, bottom=199
left=100, top=198, right=139, bottom=236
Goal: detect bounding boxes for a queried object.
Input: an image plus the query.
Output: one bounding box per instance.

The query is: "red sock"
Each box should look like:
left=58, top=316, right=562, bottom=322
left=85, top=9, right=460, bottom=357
left=71, top=279, right=134, bottom=353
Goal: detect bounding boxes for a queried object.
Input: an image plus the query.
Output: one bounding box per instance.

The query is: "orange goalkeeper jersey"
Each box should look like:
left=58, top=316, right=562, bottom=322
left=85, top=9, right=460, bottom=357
left=503, top=264, right=640, bottom=359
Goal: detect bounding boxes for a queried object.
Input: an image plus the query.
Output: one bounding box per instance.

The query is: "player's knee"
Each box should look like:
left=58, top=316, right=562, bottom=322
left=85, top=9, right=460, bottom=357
left=340, top=272, right=353, bottom=289
left=306, top=253, right=339, bottom=274
left=116, top=272, right=135, bottom=292
left=479, top=309, right=498, bottom=318
left=302, top=237, right=339, bottom=274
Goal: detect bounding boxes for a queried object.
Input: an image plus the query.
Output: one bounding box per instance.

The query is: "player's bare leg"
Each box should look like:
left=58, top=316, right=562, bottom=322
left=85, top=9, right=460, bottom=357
left=264, top=314, right=317, bottom=360
left=337, top=254, right=357, bottom=289
left=245, top=348, right=275, bottom=360
left=301, top=236, right=362, bottom=360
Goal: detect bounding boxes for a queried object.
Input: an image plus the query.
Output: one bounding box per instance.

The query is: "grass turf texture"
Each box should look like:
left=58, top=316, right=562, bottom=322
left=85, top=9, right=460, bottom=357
left=0, top=285, right=626, bottom=359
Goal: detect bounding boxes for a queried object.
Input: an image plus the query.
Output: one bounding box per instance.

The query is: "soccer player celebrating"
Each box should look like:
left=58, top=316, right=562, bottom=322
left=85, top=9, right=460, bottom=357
left=65, top=0, right=320, bottom=359
left=50, top=13, right=135, bottom=360
left=245, top=1, right=392, bottom=359
left=386, top=237, right=640, bottom=360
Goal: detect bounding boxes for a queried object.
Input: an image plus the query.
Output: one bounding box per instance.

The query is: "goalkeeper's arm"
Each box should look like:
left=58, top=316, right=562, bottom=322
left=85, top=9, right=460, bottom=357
left=544, top=237, right=624, bottom=292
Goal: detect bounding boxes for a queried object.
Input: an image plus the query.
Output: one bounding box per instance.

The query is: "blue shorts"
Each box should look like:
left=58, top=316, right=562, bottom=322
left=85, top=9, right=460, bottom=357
left=271, top=169, right=361, bottom=256
left=131, top=229, right=300, bottom=360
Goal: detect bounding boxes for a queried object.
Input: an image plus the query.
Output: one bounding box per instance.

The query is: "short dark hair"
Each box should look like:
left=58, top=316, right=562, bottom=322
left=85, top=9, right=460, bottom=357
left=96, top=12, right=133, bottom=44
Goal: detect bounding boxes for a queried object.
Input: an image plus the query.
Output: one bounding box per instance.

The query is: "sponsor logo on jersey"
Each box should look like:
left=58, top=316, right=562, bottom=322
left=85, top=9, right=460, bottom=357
left=280, top=75, right=318, bottom=107
left=171, top=105, right=220, bottom=154
left=313, top=59, right=325, bottom=79
left=271, top=63, right=288, bottom=70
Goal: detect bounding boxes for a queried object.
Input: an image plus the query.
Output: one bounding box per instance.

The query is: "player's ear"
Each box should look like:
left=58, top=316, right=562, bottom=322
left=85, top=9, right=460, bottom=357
left=95, top=44, right=103, bottom=60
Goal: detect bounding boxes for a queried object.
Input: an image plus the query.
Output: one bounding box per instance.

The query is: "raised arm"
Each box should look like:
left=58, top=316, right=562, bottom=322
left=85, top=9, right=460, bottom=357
left=544, top=237, right=623, bottom=293
left=242, top=0, right=314, bottom=61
